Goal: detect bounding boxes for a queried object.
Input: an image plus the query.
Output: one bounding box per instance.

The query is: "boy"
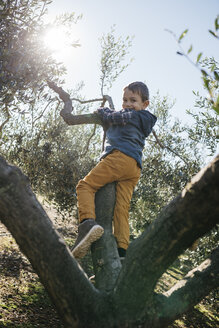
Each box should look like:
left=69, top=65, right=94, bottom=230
left=72, top=81, right=157, bottom=259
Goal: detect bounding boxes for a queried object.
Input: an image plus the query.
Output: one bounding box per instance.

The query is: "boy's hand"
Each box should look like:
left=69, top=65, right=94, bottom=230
left=94, top=108, right=105, bottom=114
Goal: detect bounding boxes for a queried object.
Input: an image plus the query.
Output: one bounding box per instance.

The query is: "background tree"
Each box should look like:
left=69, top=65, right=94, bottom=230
left=186, top=56, right=218, bottom=156
left=99, top=25, right=133, bottom=96
left=0, top=0, right=80, bottom=134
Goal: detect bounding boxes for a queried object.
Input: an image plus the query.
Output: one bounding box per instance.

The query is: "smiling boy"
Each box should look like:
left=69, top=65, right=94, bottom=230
left=72, top=81, right=157, bottom=259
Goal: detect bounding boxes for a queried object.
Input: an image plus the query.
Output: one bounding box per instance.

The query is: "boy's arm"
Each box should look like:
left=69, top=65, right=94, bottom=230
left=97, top=107, right=133, bottom=126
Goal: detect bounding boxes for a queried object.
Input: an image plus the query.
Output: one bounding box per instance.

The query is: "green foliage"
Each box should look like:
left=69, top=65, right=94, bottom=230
left=0, top=236, right=62, bottom=326
left=99, top=25, right=133, bottom=95
left=129, top=91, right=218, bottom=271
left=187, top=45, right=193, bottom=54
left=0, top=0, right=62, bottom=100
left=178, top=29, right=188, bottom=42
left=0, top=0, right=80, bottom=135
left=187, top=58, right=219, bottom=155
left=0, top=4, right=136, bottom=215
left=208, top=15, right=219, bottom=39
left=196, top=52, right=203, bottom=64
left=129, top=94, right=204, bottom=236
left=1, top=99, right=101, bottom=214
left=167, top=17, right=219, bottom=114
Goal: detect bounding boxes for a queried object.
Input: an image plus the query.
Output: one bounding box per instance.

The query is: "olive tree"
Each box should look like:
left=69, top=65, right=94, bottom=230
left=0, top=87, right=218, bottom=327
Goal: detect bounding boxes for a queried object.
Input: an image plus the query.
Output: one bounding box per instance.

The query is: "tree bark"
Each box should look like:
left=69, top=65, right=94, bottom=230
left=112, top=155, right=219, bottom=321
left=0, top=156, right=110, bottom=327
left=155, top=246, right=219, bottom=327
left=0, top=154, right=218, bottom=327
left=92, top=182, right=122, bottom=292
left=47, top=80, right=103, bottom=126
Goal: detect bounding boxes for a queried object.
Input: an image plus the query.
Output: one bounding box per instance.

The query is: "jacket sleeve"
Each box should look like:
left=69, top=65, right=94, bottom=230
left=140, top=111, right=157, bottom=137
left=97, top=107, right=133, bottom=126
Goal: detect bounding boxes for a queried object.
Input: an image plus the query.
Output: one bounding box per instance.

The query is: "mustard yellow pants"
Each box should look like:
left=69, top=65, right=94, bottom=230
left=76, top=150, right=141, bottom=249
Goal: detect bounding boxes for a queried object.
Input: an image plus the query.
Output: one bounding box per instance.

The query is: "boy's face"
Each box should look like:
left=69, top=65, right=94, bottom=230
left=122, top=88, right=149, bottom=111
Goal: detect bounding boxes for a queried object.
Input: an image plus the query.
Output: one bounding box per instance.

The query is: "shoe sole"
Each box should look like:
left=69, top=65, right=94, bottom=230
left=72, top=225, right=104, bottom=259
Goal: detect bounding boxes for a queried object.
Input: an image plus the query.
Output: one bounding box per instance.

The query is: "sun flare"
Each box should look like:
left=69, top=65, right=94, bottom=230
left=43, top=27, right=70, bottom=52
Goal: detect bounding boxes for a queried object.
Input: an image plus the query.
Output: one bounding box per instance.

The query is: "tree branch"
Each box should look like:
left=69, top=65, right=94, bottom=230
left=32, top=98, right=54, bottom=127
left=152, top=129, right=189, bottom=165
left=80, top=124, right=97, bottom=157
left=72, top=97, right=104, bottom=104
left=0, top=153, right=218, bottom=327
left=155, top=246, right=219, bottom=327
left=47, top=81, right=103, bottom=126
left=113, top=155, right=219, bottom=320
left=102, top=95, right=115, bottom=109
left=0, top=156, right=105, bottom=327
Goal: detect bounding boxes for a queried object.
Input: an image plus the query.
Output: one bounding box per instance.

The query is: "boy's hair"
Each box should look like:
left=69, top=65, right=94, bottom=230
left=124, top=81, right=149, bottom=101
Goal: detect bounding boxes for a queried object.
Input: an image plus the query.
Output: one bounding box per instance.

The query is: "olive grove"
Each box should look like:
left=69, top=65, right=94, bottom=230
left=0, top=1, right=218, bottom=327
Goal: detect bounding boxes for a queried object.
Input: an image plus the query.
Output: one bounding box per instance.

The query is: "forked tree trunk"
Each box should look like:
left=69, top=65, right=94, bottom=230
left=1, top=80, right=219, bottom=328
left=0, top=154, right=218, bottom=327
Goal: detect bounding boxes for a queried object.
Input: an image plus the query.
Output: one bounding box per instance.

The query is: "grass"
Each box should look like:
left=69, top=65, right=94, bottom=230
left=0, top=222, right=218, bottom=328
left=0, top=234, right=63, bottom=328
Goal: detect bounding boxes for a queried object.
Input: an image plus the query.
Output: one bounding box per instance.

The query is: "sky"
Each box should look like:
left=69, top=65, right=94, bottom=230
left=45, top=0, right=219, bottom=123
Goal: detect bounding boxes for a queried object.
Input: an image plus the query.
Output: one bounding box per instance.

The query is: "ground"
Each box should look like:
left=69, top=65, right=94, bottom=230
left=0, top=199, right=218, bottom=328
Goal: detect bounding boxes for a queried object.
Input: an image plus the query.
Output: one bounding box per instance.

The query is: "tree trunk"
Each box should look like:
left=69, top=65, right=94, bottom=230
left=0, top=154, right=218, bottom=327
left=92, top=182, right=122, bottom=292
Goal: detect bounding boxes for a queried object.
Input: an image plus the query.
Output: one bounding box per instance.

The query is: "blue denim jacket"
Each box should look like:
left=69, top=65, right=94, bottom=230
left=97, top=108, right=157, bottom=168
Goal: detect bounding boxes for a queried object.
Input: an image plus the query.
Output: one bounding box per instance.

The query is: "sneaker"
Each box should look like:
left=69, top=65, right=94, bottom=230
left=118, top=247, right=126, bottom=257
left=72, top=219, right=104, bottom=259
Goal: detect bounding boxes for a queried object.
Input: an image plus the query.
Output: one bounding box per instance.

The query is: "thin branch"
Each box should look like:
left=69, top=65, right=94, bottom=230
left=0, top=105, right=11, bottom=136
left=32, top=99, right=54, bottom=127
left=48, top=81, right=115, bottom=108
left=47, top=81, right=102, bottom=126
left=38, top=0, right=46, bottom=19
left=100, top=95, right=115, bottom=151
left=165, top=28, right=219, bottom=114
left=100, top=70, right=106, bottom=97
left=72, top=97, right=104, bottom=104
left=47, top=82, right=116, bottom=154
left=47, top=82, right=115, bottom=128
left=80, top=124, right=97, bottom=157
left=152, top=129, right=189, bottom=165
left=165, top=29, right=199, bottom=70
left=47, top=81, right=104, bottom=107
left=102, top=95, right=115, bottom=109
left=48, top=81, right=190, bottom=162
